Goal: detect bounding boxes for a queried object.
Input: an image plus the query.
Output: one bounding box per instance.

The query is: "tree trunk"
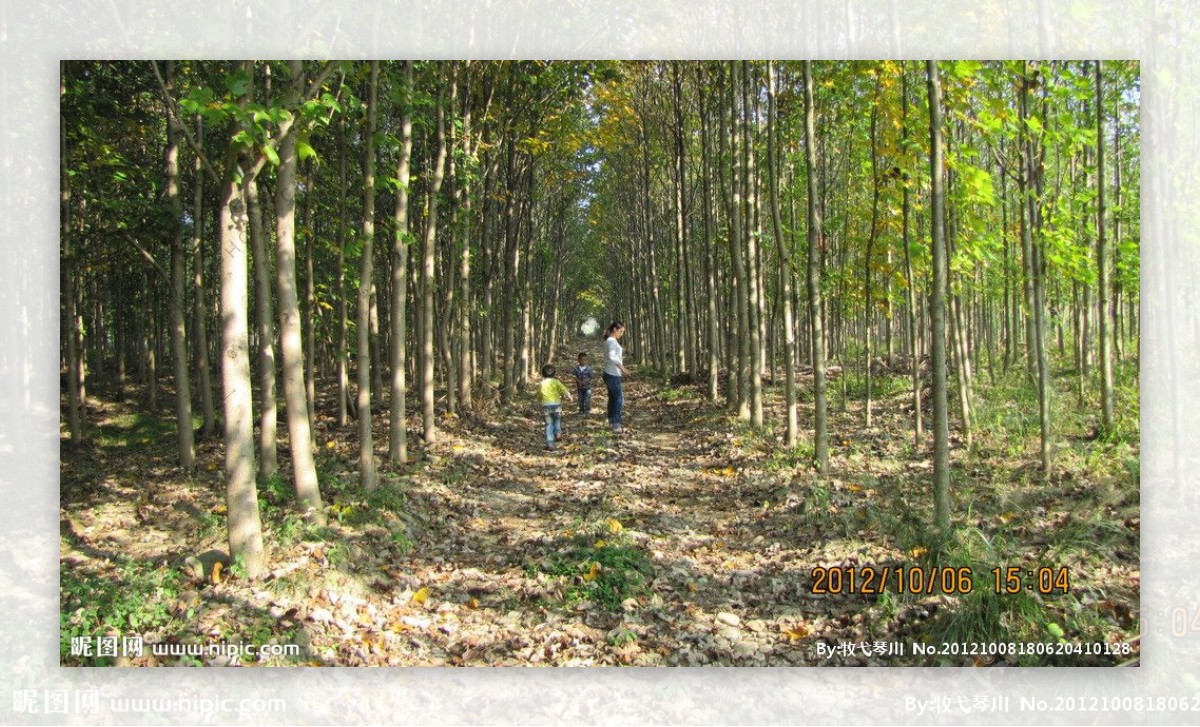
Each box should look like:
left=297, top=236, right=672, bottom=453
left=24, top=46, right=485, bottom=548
left=358, top=60, right=380, bottom=489
left=927, top=60, right=951, bottom=535
left=193, top=117, right=217, bottom=439
left=303, top=167, right=317, bottom=437
left=803, top=61, right=829, bottom=473
left=390, top=60, right=414, bottom=466
left=1021, top=63, right=1052, bottom=475
left=1095, top=60, right=1115, bottom=431
left=247, top=174, right=278, bottom=479
left=767, top=62, right=798, bottom=447
left=422, top=80, right=449, bottom=445
left=336, top=116, right=351, bottom=426
left=865, top=98, right=881, bottom=429
left=457, top=72, right=475, bottom=411
left=61, top=69, right=85, bottom=442
left=698, top=70, right=720, bottom=402
left=742, top=62, right=764, bottom=427
left=900, top=69, right=923, bottom=446
left=276, top=60, right=325, bottom=518
left=162, top=66, right=195, bottom=469
left=218, top=169, right=265, bottom=579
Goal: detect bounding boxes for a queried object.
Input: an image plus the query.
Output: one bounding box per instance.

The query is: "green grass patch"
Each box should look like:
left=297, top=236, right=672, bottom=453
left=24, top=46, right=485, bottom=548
left=94, top=411, right=179, bottom=449
left=61, top=560, right=185, bottom=664
left=533, top=527, right=653, bottom=610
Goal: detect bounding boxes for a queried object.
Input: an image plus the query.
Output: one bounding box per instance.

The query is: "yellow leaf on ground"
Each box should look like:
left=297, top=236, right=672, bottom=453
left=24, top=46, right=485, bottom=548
left=593, top=539, right=607, bottom=548
left=411, top=587, right=431, bottom=604
left=783, top=624, right=811, bottom=640
left=908, top=546, right=928, bottom=558
left=846, top=483, right=863, bottom=493
left=210, top=561, right=223, bottom=584
left=606, top=518, right=623, bottom=534
left=583, top=562, right=601, bottom=582
left=467, top=598, right=480, bottom=609
left=325, top=440, right=336, bottom=449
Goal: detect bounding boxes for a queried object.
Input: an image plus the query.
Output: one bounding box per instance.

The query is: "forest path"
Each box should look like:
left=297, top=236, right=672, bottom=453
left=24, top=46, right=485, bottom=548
left=376, top=365, right=888, bottom=667
left=60, top=358, right=1139, bottom=667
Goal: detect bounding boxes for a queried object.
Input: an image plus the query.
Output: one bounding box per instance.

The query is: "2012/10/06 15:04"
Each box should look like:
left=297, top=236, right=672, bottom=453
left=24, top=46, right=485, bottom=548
left=809, top=565, right=1071, bottom=595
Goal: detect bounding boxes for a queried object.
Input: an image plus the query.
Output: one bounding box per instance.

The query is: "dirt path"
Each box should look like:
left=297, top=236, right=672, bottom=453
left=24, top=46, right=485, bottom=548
left=61, top=359, right=1139, bottom=667
left=354, top=372, right=892, bottom=666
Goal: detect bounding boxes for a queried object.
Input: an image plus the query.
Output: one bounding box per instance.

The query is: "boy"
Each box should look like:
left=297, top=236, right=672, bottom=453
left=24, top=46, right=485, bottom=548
left=539, top=364, right=572, bottom=450
left=571, top=352, right=594, bottom=415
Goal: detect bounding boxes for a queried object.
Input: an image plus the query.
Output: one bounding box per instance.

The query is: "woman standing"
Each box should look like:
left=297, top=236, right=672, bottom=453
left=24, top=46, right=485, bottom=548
left=602, top=321, right=631, bottom=434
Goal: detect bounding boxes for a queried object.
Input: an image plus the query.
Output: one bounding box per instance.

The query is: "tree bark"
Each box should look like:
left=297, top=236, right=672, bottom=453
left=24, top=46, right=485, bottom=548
left=422, top=79, right=450, bottom=445
left=390, top=60, right=414, bottom=466
left=218, top=168, right=265, bottom=579
left=61, top=68, right=84, bottom=442
left=767, top=62, right=798, bottom=447
left=163, top=67, right=195, bottom=468
left=192, top=117, right=217, bottom=439
left=276, top=60, right=325, bottom=517
left=358, top=60, right=380, bottom=489
left=927, top=60, right=951, bottom=534
left=246, top=173, right=278, bottom=479
left=1095, top=60, right=1115, bottom=431
left=803, top=61, right=829, bottom=473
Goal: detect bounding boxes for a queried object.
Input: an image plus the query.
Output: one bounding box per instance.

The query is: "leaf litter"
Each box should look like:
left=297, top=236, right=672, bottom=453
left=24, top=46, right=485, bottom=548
left=60, top=372, right=1139, bottom=666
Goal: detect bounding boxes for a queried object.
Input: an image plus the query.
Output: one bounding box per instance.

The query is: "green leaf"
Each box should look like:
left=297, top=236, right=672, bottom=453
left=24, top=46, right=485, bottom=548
left=263, top=143, right=281, bottom=167
left=230, top=129, right=255, bottom=149
left=1046, top=622, right=1064, bottom=638
left=297, top=140, right=317, bottom=162
left=226, top=71, right=251, bottom=98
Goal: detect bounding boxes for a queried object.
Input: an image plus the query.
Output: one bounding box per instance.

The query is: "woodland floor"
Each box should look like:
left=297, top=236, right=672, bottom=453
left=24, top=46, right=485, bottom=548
left=60, top=345, right=1141, bottom=667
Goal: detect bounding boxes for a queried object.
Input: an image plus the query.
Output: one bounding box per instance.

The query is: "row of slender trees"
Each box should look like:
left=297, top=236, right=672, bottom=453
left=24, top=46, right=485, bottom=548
left=61, top=60, right=1138, bottom=572
left=591, top=61, right=1138, bottom=523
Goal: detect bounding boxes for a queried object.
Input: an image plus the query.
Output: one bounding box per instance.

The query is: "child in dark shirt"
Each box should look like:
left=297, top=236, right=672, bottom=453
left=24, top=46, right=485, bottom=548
left=571, top=353, right=594, bottom=415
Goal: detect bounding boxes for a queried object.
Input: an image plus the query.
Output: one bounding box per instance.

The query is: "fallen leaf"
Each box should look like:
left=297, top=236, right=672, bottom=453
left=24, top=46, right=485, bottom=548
left=606, top=519, right=623, bottom=534
left=583, top=562, right=601, bottom=582
left=908, top=546, right=928, bottom=558
left=411, top=587, right=431, bottom=604
left=210, top=561, right=223, bottom=584
left=783, top=624, right=811, bottom=640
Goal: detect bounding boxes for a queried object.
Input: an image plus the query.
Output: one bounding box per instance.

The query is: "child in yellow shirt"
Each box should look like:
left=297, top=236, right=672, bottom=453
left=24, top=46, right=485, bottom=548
left=539, top=364, right=573, bottom=450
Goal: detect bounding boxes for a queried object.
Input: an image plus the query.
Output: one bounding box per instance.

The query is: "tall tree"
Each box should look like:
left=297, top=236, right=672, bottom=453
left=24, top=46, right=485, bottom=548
left=421, top=74, right=449, bottom=445
left=215, top=64, right=266, bottom=577
left=1095, top=60, right=1115, bottom=432
left=927, top=60, right=951, bottom=534
left=899, top=67, right=923, bottom=446
left=276, top=60, right=325, bottom=517
left=163, top=61, right=195, bottom=470
left=767, top=61, right=798, bottom=447
left=61, top=65, right=84, bottom=443
left=802, top=61, right=829, bottom=472
left=358, top=60, right=380, bottom=490
left=191, top=116, right=217, bottom=440
left=246, top=172, right=278, bottom=479
left=390, top=61, right=415, bottom=466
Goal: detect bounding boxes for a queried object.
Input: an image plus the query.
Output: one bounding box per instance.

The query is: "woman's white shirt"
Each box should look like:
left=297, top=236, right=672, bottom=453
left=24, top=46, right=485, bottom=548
left=604, top=336, right=623, bottom=377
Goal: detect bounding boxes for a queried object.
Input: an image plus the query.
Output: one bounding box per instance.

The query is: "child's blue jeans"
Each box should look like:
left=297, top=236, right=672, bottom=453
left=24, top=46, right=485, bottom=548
left=543, top=404, right=563, bottom=447
left=578, top=387, right=592, bottom=414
